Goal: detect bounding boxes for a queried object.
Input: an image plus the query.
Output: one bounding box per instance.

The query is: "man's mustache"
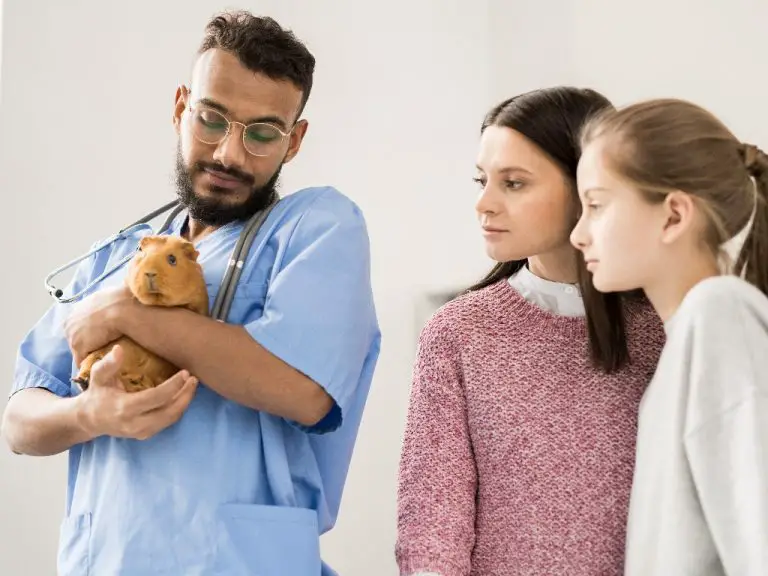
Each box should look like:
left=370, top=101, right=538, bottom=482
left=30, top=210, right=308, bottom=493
left=194, top=161, right=254, bottom=185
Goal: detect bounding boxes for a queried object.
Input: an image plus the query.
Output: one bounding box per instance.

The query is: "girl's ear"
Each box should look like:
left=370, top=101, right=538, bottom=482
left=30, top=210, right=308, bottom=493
left=660, top=190, right=697, bottom=245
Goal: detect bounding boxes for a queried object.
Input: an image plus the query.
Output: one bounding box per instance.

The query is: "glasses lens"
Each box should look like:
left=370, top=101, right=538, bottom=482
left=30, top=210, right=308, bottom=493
left=192, top=108, right=228, bottom=144
left=243, top=123, right=283, bottom=156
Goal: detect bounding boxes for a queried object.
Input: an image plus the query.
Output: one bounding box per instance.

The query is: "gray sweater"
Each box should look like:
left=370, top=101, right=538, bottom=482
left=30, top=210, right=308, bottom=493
left=625, top=275, right=768, bottom=575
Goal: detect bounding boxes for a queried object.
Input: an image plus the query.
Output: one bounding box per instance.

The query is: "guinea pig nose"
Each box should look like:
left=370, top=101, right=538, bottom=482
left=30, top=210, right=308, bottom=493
left=144, top=272, right=157, bottom=278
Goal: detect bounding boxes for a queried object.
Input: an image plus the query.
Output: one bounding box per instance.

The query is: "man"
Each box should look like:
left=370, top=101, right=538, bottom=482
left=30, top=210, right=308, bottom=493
left=1, top=10, right=380, bottom=575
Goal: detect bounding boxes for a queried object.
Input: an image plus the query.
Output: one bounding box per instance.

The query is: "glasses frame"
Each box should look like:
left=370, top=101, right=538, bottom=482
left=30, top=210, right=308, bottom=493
left=186, top=101, right=296, bottom=158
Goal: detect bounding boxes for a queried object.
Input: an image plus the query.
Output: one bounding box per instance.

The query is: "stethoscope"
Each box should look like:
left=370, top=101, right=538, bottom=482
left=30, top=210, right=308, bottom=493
left=44, top=195, right=279, bottom=322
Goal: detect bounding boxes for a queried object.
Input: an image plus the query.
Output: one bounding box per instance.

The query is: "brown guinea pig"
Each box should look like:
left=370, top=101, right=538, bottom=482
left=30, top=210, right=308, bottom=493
left=72, top=235, right=209, bottom=393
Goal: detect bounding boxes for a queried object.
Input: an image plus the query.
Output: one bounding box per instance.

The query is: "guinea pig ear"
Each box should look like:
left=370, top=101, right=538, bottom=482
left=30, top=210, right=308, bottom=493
left=139, top=235, right=165, bottom=249
left=181, top=241, right=200, bottom=261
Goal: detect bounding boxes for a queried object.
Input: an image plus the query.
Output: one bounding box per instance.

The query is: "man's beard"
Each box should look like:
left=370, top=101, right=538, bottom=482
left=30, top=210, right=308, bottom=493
left=174, top=147, right=281, bottom=227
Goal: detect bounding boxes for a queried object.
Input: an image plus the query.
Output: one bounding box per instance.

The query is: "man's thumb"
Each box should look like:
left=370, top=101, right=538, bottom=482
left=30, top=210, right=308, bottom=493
left=90, top=345, right=124, bottom=385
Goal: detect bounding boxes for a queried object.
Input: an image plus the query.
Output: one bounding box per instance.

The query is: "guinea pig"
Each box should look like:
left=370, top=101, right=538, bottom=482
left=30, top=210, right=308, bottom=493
left=72, top=235, right=209, bottom=393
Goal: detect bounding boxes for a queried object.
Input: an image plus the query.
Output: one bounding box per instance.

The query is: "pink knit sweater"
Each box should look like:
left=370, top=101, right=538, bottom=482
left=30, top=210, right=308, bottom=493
left=396, top=279, right=665, bottom=576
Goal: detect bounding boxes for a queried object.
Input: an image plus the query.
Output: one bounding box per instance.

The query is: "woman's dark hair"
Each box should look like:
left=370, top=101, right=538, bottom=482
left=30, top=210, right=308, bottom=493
left=468, top=86, right=636, bottom=373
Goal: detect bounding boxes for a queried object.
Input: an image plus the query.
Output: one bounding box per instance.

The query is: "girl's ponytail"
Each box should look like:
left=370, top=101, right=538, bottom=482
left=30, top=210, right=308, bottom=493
left=735, top=144, right=768, bottom=295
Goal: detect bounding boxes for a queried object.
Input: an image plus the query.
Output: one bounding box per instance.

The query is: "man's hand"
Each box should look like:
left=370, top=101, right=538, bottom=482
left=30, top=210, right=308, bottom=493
left=76, top=344, right=199, bottom=441
left=64, top=285, right=136, bottom=367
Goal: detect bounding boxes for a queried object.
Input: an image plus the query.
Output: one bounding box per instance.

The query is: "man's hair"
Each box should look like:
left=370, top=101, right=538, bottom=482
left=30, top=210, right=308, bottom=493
left=198, top=10, right=316, bottom=119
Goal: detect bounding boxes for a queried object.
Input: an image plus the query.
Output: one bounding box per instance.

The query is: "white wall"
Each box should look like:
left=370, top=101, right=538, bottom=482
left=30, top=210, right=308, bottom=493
left=569, top=0, right=768, bottom=146
left=1, top=1, right=766, bottom=575
left=0, top=0, right=3, bottom=108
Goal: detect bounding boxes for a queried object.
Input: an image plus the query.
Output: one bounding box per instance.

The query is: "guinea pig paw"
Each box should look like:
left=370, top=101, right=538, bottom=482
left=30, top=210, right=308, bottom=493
left=71, top=376, right=90, bottom=392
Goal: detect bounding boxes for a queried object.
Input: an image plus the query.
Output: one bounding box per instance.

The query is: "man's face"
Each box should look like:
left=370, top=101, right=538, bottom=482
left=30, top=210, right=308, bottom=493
left=173, top=48, right=308, bottom=226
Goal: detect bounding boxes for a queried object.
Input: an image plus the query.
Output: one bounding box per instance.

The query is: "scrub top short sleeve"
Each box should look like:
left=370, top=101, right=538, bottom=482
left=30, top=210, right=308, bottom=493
left=11, top=242, right=102, bottom=400
left=244, top=190, right=378, bottom=434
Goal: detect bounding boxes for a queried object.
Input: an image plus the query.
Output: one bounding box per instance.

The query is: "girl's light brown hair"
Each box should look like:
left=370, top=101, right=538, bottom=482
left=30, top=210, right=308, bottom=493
left=581, top=98, right=768, bottom=295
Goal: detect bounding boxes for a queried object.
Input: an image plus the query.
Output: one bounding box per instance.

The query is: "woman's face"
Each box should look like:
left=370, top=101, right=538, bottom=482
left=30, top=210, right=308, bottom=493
left=474, top=126, right=576, bottom=263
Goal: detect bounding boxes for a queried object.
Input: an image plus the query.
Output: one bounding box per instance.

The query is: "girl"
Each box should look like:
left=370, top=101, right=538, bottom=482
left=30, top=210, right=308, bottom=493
left=395, top=87, right=666, bottom=576
left=570, top=98, right=768, bottom=575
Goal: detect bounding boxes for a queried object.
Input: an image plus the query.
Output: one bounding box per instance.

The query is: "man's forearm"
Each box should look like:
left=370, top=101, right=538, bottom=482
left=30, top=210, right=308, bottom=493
left=2, top=389, right=92, bottom=456
left=117, top=305, right=333, bottom=425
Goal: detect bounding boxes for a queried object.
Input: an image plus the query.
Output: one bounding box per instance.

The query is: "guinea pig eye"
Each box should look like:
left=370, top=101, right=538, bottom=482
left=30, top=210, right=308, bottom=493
left=167, top=254, right=177, bottom=266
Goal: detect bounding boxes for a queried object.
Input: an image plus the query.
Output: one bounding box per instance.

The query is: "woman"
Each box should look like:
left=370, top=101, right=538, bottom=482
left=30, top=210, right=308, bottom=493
left=395, top=87, right=666, bottom=576
left=571, top=98, right=768, bottom=575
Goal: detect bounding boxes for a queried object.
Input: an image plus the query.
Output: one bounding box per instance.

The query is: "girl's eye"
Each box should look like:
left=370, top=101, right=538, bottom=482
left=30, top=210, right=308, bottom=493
left=473, top=177, right=486, bottom=188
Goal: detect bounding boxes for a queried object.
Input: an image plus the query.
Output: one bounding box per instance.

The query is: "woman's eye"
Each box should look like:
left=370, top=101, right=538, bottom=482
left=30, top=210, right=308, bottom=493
left=472, top=177, right=486, bottom=188
left=505, top=180, right=524, bottom=190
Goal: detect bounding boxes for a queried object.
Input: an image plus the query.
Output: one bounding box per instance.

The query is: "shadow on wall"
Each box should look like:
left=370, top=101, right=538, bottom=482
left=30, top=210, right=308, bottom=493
left=413, top=288, right=464, bottom=342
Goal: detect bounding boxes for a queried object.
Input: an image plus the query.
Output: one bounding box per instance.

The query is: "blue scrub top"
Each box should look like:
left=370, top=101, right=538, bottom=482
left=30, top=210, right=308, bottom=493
left=12, top=186, right=381, bottom=576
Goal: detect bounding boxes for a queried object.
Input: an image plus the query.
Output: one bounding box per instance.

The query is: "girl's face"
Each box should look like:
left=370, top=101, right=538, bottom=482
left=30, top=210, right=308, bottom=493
left=474, top=126, right=576, bottom=264
left=570, top=139, right=669, bottom=293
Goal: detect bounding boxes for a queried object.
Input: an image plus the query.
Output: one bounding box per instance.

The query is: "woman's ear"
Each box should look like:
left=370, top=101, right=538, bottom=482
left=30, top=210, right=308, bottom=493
left=660, top=190, right=697, bottom=245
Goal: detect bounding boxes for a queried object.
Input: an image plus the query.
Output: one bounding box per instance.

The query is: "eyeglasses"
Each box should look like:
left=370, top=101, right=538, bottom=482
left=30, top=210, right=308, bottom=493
left=187, top=105, right=294, bottom=158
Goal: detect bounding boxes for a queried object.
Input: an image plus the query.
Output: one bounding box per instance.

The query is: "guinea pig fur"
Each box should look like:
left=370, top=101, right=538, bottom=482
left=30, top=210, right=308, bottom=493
left=72, top=235, right=209, bottom=393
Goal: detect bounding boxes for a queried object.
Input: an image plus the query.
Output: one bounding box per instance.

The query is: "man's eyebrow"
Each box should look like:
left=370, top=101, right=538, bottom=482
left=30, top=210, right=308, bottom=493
left=196, top=98, right=289, bottom=130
